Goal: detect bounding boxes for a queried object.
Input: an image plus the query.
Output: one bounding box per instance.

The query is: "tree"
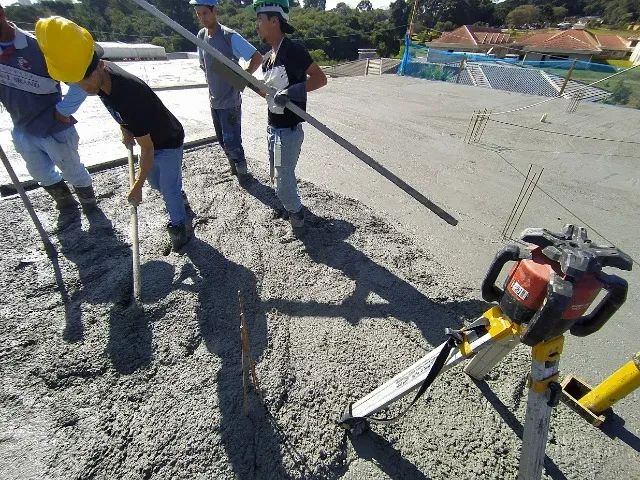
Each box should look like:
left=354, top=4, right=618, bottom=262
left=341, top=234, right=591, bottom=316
left=414, top=0, right=495, bottom=29
left=603, top=0, right=640, bottom=27
left=389, top=0, right=408, bottom=30
left=333, top=2, right=352, bottom=15
left=539, top=4, right=554, bottom=22
left=309, top=48, right=329, bottom=63
left=1, top=0, right=407, bottom=60
left=606, top=80, right=632, bottom=105
left=304, top=0, right=326, bottom=10
left=552, top=6, right=568, bottom=21
left=357, top=0, right=373, bottom=12
left=505, top=5, right=540, bottom=27
left=434, top=20, right=455, bottom=32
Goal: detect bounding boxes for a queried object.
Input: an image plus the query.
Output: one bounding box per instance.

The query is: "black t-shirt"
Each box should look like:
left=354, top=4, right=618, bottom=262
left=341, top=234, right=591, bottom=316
left=98, top=63, right=184, bottom=149
left=262, top=37, right=313, bottom=128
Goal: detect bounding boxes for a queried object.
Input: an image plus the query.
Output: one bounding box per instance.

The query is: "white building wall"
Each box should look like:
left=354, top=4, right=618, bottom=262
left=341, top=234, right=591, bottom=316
left=631, top=42, right=640, bottom=65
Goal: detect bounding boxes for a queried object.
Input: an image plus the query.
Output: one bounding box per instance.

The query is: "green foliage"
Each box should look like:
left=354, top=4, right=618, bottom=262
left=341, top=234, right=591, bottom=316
left=357, top=1, right=374, bottom=12
left=433, top=20, right=455, bottom=32
left=415, top=0, right=495, bottom=29
left=303, top=0, right=326, bottom=10
left=606, top=59, right=634, bottom=68
left=506, top=5, right=540, bottom=27
left=3, top=0, right=405, bottom=61
left=605, top=79, right=632, bottom=104
left=552, top=6, right=568, bottom=21
left=309, top=48, right=329, bottom=63
left=494, top=0, right=639, bottom=27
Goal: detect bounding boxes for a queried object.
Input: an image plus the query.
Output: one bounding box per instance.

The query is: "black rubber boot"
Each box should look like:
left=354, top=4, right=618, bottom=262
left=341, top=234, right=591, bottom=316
left=182, top=190, right=192, bottom=214
left=43, top=180, right=78, bottom=211
left=227, top=158, right=238, bottom=176
left=289, top=208, right=305, bottom=228
left=166, top=222, right=191, bottom=252
left=43, top=180, right=80, bottom=230
left=75, top=185, right=98, bottom=213
left=182, top=191, right=196, bottom=236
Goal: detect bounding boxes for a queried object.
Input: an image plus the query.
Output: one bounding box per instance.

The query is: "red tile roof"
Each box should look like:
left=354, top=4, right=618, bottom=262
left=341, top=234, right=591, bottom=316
left=519, top=29, right=631, bottom=52
left=595, top=34, right=630, bottom=49
left=432, top=27, right=631, bottom=53
left=519, top=30, right=600, bottom=51
left=432, top=26, right=512, bottom=46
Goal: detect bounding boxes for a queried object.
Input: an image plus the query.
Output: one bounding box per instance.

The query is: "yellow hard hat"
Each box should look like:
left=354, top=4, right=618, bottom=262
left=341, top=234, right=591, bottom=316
left=35, top=16, right=96, bottom=83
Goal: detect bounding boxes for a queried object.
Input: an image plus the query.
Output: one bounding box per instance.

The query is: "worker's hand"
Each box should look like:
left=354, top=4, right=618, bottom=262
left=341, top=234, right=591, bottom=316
left=121, top=130, right=136, bottom=148
left=54, top=111, right=76, bottom=124
left=274, top=82, right=307, bottom=107
left=128, top=183, right=143, bottom=207
left=273, top=89, right=289, bottom=107
left=266, top=92, right=285, bottom=114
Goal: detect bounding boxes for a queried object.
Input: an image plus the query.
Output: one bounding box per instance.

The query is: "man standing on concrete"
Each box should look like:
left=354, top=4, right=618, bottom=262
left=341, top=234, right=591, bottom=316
left=0, top=4, right=96, bottom=222
left=254, top=0, right=326, bottom=228
left=35, top=16, right=192, bottom=252
left=192, top=0, right=263, bottom=180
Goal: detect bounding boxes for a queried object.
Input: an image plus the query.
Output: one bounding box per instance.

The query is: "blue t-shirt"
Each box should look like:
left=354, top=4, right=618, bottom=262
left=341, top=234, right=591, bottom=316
left=198, top=24, right=258, bottom=109
left=0, top=26, right=79, bottom=136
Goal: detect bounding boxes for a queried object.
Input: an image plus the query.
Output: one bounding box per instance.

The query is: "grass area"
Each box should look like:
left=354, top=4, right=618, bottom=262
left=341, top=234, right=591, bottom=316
left=545, top=66, right=640, bottom=107
left=588, top=27, right=639, bottom=38
left=606, top=59, right=634, bottom=68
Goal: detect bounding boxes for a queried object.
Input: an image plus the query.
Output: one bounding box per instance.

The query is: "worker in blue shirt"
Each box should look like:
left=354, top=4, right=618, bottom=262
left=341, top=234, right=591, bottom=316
left=192, top=0, right=263, bottom=180
left=0, top=4, right=96, bottom=220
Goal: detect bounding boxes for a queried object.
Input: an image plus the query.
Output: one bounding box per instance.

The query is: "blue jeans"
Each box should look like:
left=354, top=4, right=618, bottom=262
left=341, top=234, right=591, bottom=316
left=11, top=126, right=92, bottom=188
left=268, top=124, right=304, bottom=213
left=146, top=146, right=186, bottom=226
left=211, top=105, right=246, bottom=168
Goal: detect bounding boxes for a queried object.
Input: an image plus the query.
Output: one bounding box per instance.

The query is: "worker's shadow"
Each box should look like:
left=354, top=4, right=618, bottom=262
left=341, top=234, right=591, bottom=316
left=56, top=207, right=153, bottom=374
left=105, top=259, right=178, bottom=374
left=267, top=216, right=490, bottom=348
left=181, top=237, right=290, bottom=479
left=244, top=177, right=487, bottom=345
left=349, top=430, right=430, bottom=479
left=241, top=175, right=286, bottom=216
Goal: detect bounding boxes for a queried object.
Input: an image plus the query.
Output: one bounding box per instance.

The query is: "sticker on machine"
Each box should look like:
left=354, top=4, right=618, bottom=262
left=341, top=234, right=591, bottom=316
left=511, top=280, right=529, bottom=300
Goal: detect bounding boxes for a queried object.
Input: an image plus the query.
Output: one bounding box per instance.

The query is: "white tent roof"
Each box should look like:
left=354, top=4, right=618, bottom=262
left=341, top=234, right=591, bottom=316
left=97, top=41, right=167, bottom=60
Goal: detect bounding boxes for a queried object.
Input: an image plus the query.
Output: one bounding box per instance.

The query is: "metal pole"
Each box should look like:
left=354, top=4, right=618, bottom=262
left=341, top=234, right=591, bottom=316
left=127, top=145, right=142, bottom=301
left=578, top=352, right=640, bottom=414
left=559, top=60, right=576, bottom=97
left=501, top=164, right=532, bottom=239
left=518, top=336, right=564, bottom=480
left=456, top=58, right=465, bottom=84
left=128, top=0, right=458, bottom=227
left=0, top=144, right=55, bottom=257
left=239, top=290, right=250, bottom=416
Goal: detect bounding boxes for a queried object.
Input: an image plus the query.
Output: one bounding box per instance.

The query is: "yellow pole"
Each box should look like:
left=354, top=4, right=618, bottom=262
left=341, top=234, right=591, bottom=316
left=408, top=0, right=419, bottom=37
left=578, top=352, right=640, bottom=414
left=559, top=60, right=576, bottom=97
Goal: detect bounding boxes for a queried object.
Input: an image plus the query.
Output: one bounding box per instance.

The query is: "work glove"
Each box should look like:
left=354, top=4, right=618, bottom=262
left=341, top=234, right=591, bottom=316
left=266, top=92, right=285, bottom=115
left=273, top=82, right=307, bottom=107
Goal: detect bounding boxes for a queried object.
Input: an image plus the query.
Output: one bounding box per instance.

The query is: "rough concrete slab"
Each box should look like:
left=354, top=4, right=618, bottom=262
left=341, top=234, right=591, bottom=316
left=1, top=145, right=639, bottom=480
left=1, top=65, right=639, bottom=479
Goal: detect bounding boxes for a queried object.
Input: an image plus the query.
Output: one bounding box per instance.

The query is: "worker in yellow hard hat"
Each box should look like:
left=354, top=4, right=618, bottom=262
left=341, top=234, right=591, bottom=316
left=35, top=16, right=193, bottom=252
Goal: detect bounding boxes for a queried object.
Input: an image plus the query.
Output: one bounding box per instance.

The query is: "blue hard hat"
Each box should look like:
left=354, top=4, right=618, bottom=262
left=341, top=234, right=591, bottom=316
left=190, top=0, right=219, bottom=6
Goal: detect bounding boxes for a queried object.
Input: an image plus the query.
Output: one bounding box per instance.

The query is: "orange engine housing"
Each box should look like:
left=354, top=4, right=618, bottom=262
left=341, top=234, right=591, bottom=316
left=501, top=249, right=602, bottom=323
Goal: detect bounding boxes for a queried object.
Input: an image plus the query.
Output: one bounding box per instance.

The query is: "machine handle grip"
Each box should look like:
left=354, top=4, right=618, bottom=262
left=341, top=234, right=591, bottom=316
left=570, top=273, right=628, bottom=337
left=481, top=244, right=526, bottom=302
left=521, top=274, right=573, bottom=346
